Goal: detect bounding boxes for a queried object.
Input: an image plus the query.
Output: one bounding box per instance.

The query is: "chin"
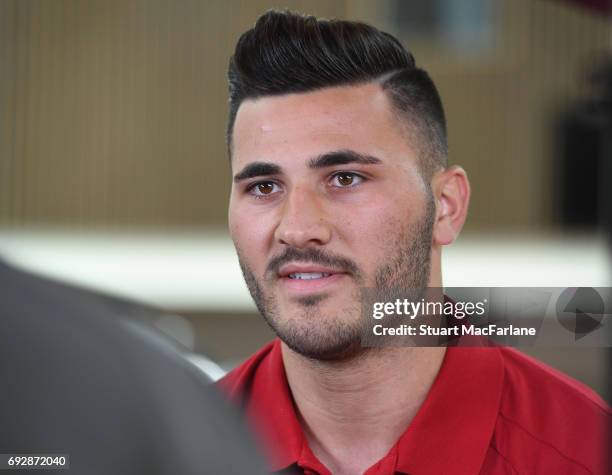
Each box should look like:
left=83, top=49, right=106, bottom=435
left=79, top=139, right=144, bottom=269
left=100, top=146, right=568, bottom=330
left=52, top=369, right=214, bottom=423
left=272, top=313, right=365, bottom=362
left=304, top=340, right=365, bottom=362
left=262, top=290, right=366, bottom=361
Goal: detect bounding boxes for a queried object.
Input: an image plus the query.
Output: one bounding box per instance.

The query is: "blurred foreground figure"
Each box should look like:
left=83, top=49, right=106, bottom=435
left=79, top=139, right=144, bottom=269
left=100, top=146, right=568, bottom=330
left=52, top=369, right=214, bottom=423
left=0, top=260, right=266, bottom=475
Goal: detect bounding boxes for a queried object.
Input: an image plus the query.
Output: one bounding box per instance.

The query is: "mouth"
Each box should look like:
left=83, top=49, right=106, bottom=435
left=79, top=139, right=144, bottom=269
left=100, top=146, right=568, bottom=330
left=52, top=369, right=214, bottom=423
left=278, top=264, right=348, bottom=294
left=287, top=272, right=333, bottom=280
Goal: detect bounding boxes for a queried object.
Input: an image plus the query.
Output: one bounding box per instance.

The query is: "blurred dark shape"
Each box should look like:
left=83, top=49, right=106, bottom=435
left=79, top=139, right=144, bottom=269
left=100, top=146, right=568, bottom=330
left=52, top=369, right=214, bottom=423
left=0, top=260, right=266, bottom=475
left=555, top=58, right=612, bottom=242
left=562, top=0, right=612, bottom=16
left=393, top=0, right=438, bottom=35
left=391, top=0, right=493, bottom=56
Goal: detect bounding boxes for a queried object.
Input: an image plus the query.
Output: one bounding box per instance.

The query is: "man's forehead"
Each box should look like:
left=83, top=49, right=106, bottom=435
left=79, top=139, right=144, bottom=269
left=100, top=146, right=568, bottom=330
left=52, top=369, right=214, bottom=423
left=231, top=82, right=407, bottom=166
left=238, top=82, right=389, bottom=121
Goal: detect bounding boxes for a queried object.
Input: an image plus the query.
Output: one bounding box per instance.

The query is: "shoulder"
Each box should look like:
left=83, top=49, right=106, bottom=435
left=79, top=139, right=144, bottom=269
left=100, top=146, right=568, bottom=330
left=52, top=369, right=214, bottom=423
left=0, top=262, right=267, bottom=474
left=491, top=346, right=610, bottom=474
left=217, top=340, right=278, bottom=400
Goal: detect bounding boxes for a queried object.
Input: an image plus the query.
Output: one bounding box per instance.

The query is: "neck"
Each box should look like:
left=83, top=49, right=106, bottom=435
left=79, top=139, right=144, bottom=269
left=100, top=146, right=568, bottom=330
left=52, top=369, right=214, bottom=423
left=281, top=343, right=446, bottom=475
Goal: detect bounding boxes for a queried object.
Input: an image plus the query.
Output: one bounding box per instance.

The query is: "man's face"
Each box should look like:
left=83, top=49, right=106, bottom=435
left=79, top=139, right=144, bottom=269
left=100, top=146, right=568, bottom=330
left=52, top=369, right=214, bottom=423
left=229, top=83, right=436, bottom=360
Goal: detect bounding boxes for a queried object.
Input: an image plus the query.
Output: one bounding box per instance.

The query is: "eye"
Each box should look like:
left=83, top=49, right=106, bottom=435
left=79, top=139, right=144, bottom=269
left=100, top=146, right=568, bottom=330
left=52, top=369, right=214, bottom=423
left=247, top=181, right=281, bottom=198
left=330, top=172, right=364, bottom=188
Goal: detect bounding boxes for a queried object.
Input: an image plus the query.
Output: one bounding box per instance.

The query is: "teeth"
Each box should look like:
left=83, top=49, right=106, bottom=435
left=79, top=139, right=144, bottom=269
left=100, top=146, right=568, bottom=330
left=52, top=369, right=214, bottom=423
left=288, top=272, right=331, bottom=280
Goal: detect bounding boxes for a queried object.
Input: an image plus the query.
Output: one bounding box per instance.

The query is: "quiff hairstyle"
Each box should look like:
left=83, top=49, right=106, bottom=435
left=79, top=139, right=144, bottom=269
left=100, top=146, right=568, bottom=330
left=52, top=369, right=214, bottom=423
left=227, top=10, right=448, bottom=178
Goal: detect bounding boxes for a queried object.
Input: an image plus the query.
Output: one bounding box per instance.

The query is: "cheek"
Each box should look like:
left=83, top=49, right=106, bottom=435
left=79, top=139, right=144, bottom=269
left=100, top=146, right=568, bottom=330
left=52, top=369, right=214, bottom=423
left=229, top=206, right=274, bottom=263
left=335, top=167, right=425, bottom=243
left=343, top=196, right=413, bottom=239
left=341, top=194, right=420, bottom=265
left=336, top=204, right=388, bottom=262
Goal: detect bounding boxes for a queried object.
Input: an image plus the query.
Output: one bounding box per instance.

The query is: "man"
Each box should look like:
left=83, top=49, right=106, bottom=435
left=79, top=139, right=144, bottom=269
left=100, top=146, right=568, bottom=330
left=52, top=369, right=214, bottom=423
left=219, top=10, right=611, bottom=475
left=0, top=260, right=266, bottom=475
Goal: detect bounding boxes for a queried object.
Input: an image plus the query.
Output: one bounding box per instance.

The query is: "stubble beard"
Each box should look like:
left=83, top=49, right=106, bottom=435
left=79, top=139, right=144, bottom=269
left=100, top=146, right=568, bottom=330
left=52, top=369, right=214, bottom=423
left=237, top=191, right=436, bottom=362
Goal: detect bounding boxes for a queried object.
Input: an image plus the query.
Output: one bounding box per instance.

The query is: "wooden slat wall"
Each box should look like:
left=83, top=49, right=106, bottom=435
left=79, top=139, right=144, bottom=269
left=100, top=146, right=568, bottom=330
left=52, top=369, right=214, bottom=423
left=0, top=0, right=610, bottom=230
left=445, top=0, right=611, bottom=230
left=0, top=0, right=17, bottom=223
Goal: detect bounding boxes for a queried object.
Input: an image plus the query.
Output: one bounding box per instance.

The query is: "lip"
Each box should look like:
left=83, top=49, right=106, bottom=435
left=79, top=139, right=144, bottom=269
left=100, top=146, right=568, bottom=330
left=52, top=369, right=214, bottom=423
left=278, top=263, right=343, bottom=278
left=277, top=263, right=348, bottom=295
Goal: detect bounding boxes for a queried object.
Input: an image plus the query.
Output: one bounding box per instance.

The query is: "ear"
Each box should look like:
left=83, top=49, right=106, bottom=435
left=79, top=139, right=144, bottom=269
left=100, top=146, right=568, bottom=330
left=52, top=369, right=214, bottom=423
left=432, top=166, right=471, bottom=246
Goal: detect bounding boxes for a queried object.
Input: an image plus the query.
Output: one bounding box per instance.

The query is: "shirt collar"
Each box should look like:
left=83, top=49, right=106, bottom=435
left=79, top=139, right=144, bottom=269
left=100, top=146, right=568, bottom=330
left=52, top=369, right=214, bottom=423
left=246, top=340, right=504, bottom=474
left=244, top=339, right=304, bottom=471
left=394, top=345, right=504, bottom=474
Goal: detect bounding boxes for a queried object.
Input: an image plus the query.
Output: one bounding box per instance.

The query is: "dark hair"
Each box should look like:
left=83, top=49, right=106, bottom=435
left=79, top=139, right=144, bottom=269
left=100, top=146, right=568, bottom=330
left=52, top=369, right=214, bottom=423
left=227, top=10, right=448, bottom=177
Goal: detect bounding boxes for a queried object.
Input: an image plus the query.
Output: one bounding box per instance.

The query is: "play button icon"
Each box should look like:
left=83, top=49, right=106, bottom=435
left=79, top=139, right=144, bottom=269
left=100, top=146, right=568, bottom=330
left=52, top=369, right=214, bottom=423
left=556, top=287, right=604, bottom=340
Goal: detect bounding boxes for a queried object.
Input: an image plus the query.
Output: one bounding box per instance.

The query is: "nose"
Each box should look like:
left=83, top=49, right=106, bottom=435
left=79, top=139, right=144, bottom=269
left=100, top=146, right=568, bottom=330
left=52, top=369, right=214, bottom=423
left=274, top=186, right=333, bottom=248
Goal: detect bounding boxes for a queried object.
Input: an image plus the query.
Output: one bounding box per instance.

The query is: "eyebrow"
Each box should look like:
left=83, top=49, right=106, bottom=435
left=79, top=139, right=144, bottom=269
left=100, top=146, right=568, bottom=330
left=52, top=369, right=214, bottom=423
left=233, top=162, right=282, bottom=182
left=233, top=150, right=382, bottom=183
left=307, top=150, right=383, bottom=168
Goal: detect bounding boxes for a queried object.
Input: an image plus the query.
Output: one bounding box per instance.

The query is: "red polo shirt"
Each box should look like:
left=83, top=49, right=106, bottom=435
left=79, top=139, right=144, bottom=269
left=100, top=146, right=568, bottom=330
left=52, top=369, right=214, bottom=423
left=219, top=340, right=611, bottom=474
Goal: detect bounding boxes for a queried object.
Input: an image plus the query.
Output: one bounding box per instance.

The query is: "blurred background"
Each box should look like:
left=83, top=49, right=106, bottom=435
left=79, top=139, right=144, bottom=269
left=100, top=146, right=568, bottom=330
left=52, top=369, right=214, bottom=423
left=0, top=0, right=610, bottom=400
